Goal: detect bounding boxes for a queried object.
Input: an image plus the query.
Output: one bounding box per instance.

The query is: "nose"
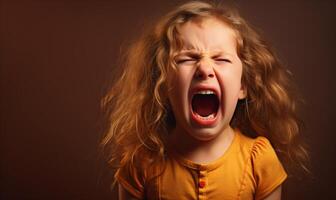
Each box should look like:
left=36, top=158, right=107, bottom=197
left=194, top=60, right=215, bottom=80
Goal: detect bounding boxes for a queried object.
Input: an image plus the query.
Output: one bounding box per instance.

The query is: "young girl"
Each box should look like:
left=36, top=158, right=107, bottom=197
left=101, top=1, right=309, bottom=199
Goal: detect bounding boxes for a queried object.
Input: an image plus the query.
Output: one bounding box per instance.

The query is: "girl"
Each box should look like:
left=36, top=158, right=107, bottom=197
left=101, top=1, right=309, bottom=199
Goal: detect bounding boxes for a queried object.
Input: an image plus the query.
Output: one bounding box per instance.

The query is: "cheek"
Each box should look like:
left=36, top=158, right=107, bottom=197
left=167, top=70, right=189, bottom=105
left=172, top=69, right=193, bottom=93
left=217, top=68, right=242, bottom=89
left=215, top=68, right=243, bottom=108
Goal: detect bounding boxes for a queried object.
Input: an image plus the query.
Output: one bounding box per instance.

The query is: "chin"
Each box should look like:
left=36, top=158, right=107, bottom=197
left=185, top=124, right=225, bottom=141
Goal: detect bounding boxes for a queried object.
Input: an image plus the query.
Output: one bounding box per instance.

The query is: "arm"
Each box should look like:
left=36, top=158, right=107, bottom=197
left=118, top=183, right=141, bottom=200
left=263, top=185, right=282, bottom=200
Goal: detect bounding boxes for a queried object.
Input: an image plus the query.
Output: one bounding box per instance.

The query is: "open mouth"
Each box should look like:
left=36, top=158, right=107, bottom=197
left=191, top=90, right=219, bottom=123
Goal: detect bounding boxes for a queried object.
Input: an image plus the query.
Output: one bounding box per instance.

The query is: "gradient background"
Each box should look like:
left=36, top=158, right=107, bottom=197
left=1, top=0, right=335, bottom=199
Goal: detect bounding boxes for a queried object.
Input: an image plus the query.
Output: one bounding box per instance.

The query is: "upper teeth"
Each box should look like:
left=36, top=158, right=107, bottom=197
left=196, top=90, right=215, bottom=95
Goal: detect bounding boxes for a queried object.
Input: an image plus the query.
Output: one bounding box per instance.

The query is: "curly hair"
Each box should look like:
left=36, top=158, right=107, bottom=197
left=101, top=0, right=309, bottom=181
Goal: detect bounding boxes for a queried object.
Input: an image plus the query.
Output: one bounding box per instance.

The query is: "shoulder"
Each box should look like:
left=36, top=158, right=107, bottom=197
left=249, top=136, right=280, bottom=170
left=236, top=131, right=283, bottom=173
left=235, top=130, right=268, bottom=153
left=115, top=159, right=146, bottom=199
left=236, top=131, right=287, bottom=200
left=251, top=136, right=275, bottom=161
left=115, top=149, right=160, bottom=199
left=235, top=130, right=274, bottom=158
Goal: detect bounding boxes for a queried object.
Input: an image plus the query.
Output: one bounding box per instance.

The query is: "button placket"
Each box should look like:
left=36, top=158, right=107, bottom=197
left=198, top=170, right=208, bottom=199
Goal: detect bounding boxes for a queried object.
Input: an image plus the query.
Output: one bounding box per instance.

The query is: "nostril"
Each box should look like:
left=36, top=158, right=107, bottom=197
left=194, top=67, right=215, bottom=79
left=195, top=71, right=204, bottom=79
left=195, top=72, right=214, bottom=79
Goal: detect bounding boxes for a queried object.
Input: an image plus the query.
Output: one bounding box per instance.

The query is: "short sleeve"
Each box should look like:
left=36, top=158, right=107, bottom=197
left=251, top=137, right=287, bottom=200
left=115, top=163, right=145, bottom=199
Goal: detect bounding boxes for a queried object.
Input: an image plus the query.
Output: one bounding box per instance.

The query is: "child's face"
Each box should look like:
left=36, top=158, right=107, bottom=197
left=168, top=17, right=246, bottom=141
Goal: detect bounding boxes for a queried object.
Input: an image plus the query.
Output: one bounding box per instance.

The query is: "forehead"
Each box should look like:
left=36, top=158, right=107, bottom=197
left=175, top=17, right=238, bottom=53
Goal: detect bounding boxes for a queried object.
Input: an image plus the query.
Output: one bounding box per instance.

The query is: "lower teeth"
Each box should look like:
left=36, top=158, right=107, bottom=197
left=196, top=113, right=215, bottom=120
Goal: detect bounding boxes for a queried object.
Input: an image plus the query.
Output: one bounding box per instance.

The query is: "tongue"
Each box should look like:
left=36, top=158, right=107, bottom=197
left=192, top=94, right=218, bottom=117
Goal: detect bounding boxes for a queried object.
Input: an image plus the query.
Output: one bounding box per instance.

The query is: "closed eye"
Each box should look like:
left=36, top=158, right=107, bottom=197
left=215, top=58, right=232, bottom=63
left=176, top=58, right=197, bottom=64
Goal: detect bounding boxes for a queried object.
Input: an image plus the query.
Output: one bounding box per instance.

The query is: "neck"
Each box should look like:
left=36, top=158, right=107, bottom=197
left=168, top=126, right=235, bottom=164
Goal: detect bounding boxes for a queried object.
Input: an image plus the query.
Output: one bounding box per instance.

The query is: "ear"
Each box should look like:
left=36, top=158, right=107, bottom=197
left=238, top=85, right=247, bottom=100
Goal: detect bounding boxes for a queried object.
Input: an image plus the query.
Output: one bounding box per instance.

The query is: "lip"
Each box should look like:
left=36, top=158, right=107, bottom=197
left=188, top=85, right=221, bottom=127
left=189, top=85, right=220, bottom=100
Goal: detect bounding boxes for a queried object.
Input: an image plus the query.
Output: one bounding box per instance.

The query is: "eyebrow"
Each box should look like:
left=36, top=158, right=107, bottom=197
left=177, top=49, right=235, bottom=58
left=177, top=51, right=200, bottom=57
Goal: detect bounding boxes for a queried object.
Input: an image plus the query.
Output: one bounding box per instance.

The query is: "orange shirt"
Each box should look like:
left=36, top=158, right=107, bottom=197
left=116, top=129, right=287, bottom=200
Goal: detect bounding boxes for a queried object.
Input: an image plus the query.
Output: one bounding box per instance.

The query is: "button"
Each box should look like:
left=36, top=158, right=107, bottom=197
left=199, top=180, right=206, bottom=188
left=199, top=170, right=207, bottom=176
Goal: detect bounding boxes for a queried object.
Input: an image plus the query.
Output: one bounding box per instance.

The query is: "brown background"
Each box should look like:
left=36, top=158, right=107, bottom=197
left=1, top=0, right=336, bottom=199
